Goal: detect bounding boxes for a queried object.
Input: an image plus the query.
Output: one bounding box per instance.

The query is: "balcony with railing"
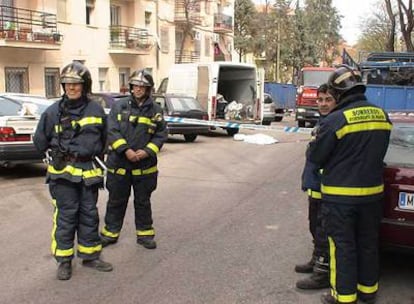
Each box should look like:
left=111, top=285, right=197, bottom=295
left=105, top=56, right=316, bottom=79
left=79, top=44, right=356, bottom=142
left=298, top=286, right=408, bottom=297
left=175, top=50, right=200, bottom=63
left=0, top=5, right=62, bottom=49
left=214, top=13, right=233, bottom=33
left=175, top=0, right=202, bottom=25
left=109, top=25, right=154, bottom=54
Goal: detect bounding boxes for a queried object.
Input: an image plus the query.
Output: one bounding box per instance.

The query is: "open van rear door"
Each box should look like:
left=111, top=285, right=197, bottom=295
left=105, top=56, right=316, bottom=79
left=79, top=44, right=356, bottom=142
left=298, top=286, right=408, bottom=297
left=197, top=65, right=209, bottom=111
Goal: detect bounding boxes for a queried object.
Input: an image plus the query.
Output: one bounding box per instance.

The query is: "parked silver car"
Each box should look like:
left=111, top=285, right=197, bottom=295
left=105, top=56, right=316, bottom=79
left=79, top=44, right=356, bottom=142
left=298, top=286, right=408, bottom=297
left=263, top=93, right=284, bottom=125
left=0, top=93, right=53, bottom=167
left=262, top=93, right=277, bottom=125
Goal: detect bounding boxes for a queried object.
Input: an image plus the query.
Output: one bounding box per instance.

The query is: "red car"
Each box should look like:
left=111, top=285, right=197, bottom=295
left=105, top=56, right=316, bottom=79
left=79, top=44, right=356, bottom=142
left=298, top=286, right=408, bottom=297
left=381, top=114, right=414, bottom=250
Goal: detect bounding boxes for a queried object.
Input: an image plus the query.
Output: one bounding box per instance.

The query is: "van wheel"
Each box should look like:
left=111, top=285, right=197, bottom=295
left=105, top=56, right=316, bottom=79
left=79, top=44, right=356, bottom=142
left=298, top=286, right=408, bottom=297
left=262, top=120, right=271, bottom=126
left=184, top=134, right=197, bottom=142
left=226, top=128, right=239, bottom=136
left=298, top=121, right=305, bottom=128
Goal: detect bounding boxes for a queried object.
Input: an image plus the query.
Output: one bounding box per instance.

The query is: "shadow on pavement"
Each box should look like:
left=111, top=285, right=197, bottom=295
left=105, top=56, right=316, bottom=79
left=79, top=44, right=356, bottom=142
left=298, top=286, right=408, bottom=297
left=0, top=163, right=46, bottom=179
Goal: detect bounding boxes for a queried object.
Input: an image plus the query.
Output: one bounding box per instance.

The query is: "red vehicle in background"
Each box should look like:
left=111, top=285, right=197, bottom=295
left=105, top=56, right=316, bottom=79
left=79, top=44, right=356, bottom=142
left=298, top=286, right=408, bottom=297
left=381, top=114, right=414, bottom=250
left=295, top=66, right=335, bottom=127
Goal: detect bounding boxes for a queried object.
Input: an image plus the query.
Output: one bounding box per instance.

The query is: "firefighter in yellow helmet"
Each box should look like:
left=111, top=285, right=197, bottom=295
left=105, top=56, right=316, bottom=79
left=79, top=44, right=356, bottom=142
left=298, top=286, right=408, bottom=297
left=34, top=61, right=112, bottom=280
left=100, top=69, right=167, bottom=249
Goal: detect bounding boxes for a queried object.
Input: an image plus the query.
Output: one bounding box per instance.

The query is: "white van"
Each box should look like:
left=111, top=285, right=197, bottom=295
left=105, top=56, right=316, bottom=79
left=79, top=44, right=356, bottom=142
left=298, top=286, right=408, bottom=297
left=157, top=62, right=264, bottom=136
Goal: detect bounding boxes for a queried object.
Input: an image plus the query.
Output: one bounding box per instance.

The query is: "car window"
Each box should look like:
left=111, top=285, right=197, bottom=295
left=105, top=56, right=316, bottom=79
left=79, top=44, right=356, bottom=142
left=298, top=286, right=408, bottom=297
left=154, top=97, right=166, bottom=110
left=0, top=96, right=22, bottom=116
left=169, top=97, right=203, bottom=111
left=384, top=122, right=414, bottom=167
left=90, top=95, right=108, bottom=108
left=1, top=95, right=52, bottom=115
left=0, top=96, right=52, bottom=115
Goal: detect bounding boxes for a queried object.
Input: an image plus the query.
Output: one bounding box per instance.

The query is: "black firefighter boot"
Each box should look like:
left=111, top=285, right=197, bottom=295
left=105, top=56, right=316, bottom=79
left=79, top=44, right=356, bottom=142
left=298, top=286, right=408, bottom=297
left=294, top=255, right=315, bottom=273
left=82, top=258, right=113, bottom=272
left=320, top=293, right=357, bottom=304
left=137, top=236, right=157, bottom=249
left=296, top=256, right=330, bottom=289
left=100, top=235, right=118, bottom=248
left=57, top=261, right=72, bottom=280
left=296, top=271, right=330, bottom=289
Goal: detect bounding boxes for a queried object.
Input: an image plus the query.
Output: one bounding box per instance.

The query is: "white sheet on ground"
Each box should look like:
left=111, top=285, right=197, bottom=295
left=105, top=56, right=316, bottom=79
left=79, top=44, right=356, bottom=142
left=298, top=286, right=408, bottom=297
left=233, top=133, right=278, bottom=145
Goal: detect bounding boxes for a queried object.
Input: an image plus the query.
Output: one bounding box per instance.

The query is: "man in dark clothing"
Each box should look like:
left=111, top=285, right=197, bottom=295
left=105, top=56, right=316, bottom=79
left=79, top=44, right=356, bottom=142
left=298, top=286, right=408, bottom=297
left=34, top=62, right=113, bottom=280
left=100, top=69, right=167, bottom=250
left=295, top=84, right=336, bottom=290
left=308, top=65, right=392, bottom=304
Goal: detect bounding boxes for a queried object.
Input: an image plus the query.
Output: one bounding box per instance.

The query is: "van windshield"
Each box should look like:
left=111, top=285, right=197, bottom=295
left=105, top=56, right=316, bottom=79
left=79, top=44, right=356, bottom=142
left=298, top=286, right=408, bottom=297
left=302, top=71, right=332, bottom=87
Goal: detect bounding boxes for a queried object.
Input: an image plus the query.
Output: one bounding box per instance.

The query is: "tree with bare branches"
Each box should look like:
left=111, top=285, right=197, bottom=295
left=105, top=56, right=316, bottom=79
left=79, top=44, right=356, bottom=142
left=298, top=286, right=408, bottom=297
left=397, top=0, right=414, bottom=51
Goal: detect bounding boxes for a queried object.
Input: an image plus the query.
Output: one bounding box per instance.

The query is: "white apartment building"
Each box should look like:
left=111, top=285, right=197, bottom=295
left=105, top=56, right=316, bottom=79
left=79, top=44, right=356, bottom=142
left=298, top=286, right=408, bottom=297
left=0, top=0, right=234, bottom=97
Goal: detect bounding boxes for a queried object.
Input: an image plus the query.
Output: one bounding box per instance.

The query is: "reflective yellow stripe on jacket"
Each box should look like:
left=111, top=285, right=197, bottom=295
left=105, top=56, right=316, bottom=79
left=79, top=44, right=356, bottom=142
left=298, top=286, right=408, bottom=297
left=336, top=122, right=392, bottom=139
left=107, top=165, right=158, bottom=176
left=54, top=116, right=103, bottom=133
left=307, top=189, right=322, bottom=199
left=72, top=116, right=103, bottom=127
left=112, top=138, right=127, bottom=150
left=146, top=142, right=159, bottom=154
left=48, top=165, right=103, bottom=179
left=116, top=115, right=156, bottom=126
left=321, top=184, right=384, bottom=196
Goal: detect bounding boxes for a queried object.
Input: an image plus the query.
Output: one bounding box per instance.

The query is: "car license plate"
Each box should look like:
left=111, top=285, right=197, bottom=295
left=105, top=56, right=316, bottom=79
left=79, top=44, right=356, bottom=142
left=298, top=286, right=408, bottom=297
left=398, top=192, right=414, bottom=210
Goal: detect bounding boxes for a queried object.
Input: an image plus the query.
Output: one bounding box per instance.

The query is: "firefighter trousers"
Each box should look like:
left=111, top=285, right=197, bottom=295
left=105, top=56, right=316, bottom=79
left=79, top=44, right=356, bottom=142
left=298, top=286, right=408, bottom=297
left=322, top=200, right=382, bottom=303
left=49, top=179, right=102, bottom=262
left=308, top=197, right=329, bottom=271
left=102, top=172, right=157, bottom=240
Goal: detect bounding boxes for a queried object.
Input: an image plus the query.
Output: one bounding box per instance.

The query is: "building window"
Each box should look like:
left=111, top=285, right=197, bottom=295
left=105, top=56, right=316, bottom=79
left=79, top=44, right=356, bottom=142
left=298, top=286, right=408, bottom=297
left=205, top=0, right=211, bottom=14
left=57, top=0, right=67, bottom=22
left=110, top=5, right=120, bottom=25
left=160, top=27, right=169, bottom=53
left=45, top=68, right=60, bottom=98
left=119, top=68, right=130, bottom=93
left=204, top=36, right=210, bottom=56
left=86, top=0, right=95, bottom=25
left=5, top=67, right=29, bottom=93
left=98, top=68, right=109, bottom=92
left=175, top=31, right=183, bottom=48
left=194, top=39, right=201, bottom=56
left=145, top=11, right=151, bottom=27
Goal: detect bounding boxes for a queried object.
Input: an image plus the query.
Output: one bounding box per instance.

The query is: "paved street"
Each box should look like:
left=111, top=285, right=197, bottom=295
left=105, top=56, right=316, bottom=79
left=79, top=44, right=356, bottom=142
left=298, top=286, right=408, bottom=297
left=0, top=120, right=413, bottom=304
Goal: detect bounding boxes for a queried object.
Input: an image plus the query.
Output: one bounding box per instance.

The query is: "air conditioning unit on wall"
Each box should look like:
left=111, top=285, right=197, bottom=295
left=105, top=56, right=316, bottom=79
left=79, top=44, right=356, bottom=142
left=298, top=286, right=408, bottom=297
left=212, top=33, right=219, bottom=43
left=194, top=31, right=201, bottom=41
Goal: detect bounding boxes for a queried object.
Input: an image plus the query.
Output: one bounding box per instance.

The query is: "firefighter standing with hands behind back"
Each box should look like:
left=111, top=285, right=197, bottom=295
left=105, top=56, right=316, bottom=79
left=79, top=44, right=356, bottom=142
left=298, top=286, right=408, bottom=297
left=34, top=61, right=113, bottom=281
left=295, top=84, right=336, bottom=290
left=100, top=69, right=167, bottom=249
left=309, top=65, right=392, bottom=304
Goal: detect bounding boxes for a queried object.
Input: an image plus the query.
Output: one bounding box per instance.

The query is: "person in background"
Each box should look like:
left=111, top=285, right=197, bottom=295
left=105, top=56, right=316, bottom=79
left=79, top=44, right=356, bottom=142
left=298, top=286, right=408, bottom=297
left=33, top=61, right=113, bottom=280
left=309, top=65, right=392, bottom=304
left=100, top=69, right=167, bottom=250
left=295, top=84, right=336, bottom=290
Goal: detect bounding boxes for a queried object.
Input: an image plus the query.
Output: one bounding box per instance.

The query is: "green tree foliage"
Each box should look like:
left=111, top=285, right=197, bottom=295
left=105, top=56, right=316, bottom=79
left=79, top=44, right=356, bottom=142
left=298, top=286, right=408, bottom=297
left=235, top=0, right=341, bottom=82
left=302, top=0, right=341, bottom=66
left=234, top=0, right=258, bottom=61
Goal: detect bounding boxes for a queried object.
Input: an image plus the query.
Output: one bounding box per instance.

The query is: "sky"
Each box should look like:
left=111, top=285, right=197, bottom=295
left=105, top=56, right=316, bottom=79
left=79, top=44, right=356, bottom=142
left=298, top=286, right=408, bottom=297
left=254, top=0, right=378, bottom=46
left=331, top=0, right=378, bottom=45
